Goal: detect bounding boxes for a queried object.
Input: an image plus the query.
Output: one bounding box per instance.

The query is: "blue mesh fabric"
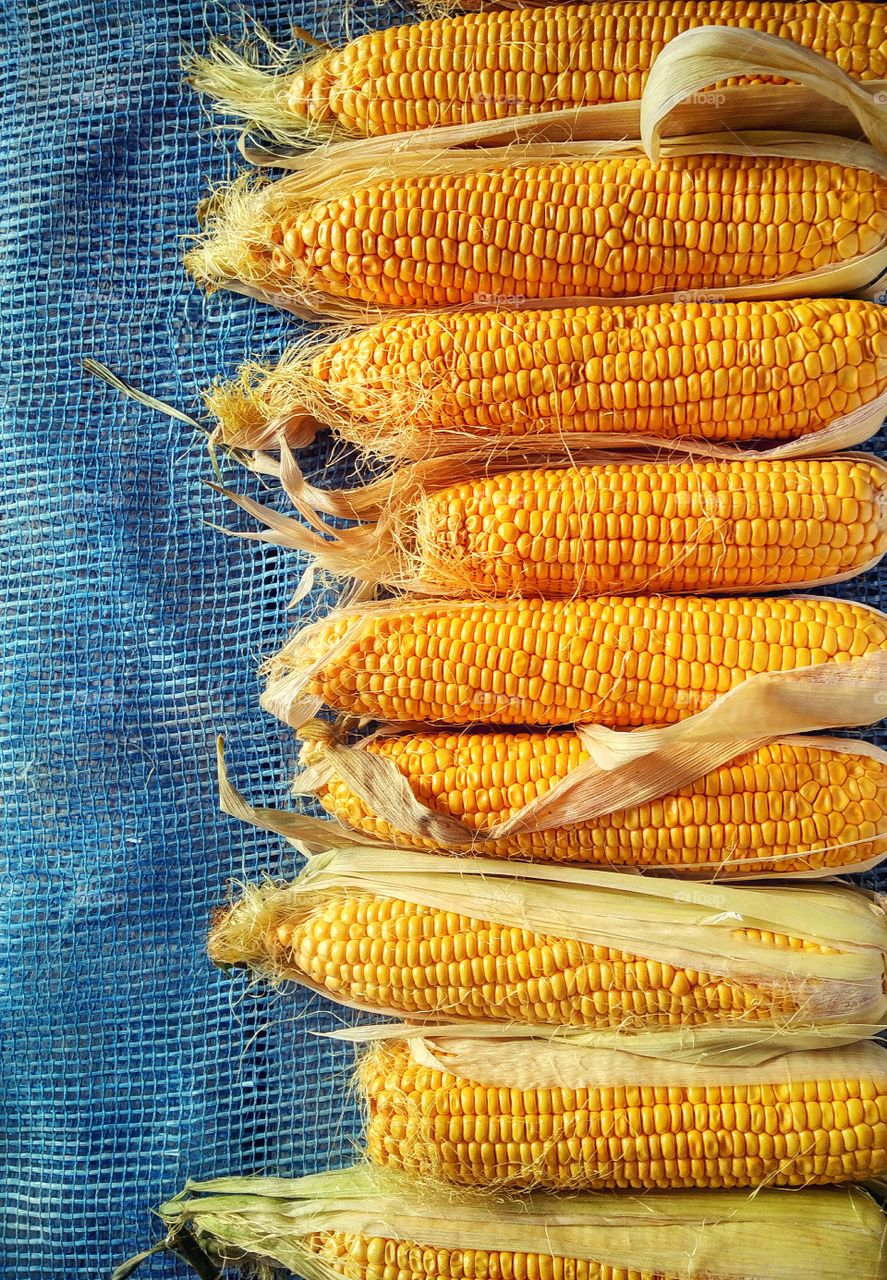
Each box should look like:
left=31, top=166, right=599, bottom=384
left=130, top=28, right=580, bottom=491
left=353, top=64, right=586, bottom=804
left=3, top=0, right=887, bottom=1275
left=1, top=1, right=407, bottom=1275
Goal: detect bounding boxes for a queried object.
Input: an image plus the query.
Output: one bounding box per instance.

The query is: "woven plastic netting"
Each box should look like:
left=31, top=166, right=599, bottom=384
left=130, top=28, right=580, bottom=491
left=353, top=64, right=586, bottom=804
left=3, top=0, right=887, bottom=1275
left=1, top=1, right=414, bottom=1275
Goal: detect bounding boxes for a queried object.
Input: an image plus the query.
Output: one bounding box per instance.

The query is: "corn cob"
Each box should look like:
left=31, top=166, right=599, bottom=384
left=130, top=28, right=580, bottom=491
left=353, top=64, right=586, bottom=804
left=306, top=731, right=887, bottom=874
left=187, top=3, right=887, bottom=142
left=185, top=150, right=887, bottom=314
left=205, top=298, right=887, bottom=457
left=412, top=456, right=887, bottom=595
left=208, top=851, right=887, bottom=1032
left=132, top=1167, right=887, bottom=1280
left=246, top=456, right=887, bottom=597
left=262, top=595, right=887, bottom=729
left=360, top=1037, right=887, bottom=1191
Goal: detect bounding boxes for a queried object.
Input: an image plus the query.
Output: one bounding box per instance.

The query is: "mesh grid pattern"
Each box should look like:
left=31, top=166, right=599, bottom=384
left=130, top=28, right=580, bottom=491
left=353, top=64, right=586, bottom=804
left=2, top=0, right=886, bottom=1275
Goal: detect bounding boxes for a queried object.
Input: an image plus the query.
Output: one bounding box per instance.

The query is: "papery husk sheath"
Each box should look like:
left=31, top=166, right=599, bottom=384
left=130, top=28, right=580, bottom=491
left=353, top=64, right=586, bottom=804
left=113, top=1165, right=887, bottom=1280
left=207, top=847, right=887, bottom=1037
left=214, top=448, right=887, bottom=600
left=184, top=132, right=887, bottom=324
left=215, top=731, right=887, bottom=880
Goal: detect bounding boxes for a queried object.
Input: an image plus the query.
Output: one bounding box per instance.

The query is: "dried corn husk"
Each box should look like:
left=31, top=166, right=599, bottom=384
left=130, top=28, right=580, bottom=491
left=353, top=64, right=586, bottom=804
left=202, top=301, right=887, bottom=464
left=184, top=133, right=887, bottom=324
left=215, top=448, right=887, bottom=599
left=208, top=847, right=887, bottom=1036
left=207, top=25, right=887, bottom=160
left=360, top=1029, right=887, bottom=1087
left=216, top=731, right=887, bottom=880
left=260, top=596, right=887, bottom=773
left=640, top=26, right=887, bottom=159
left=335, top=1017, right=882, bottom=1058
left=113, top=1164, right=887, bottom=1280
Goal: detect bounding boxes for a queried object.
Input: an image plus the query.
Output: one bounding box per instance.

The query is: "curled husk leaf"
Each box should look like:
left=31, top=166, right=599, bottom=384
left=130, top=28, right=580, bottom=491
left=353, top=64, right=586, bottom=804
left=215, top=449, right=887, bottom=599
left=217, top=732, right=887, bottom=880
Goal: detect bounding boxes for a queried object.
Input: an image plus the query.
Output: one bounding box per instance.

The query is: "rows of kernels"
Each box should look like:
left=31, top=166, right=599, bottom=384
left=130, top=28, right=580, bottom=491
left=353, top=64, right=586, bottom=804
left=302, top=1229, right=656, bottom=1280
left=287, top=2, right=887, bottom=135
left=731, top=928, right=836, bottom=954
left=265, top=156, right=887, bottom=308
left=416, top=458, right=887, bottom=596
left=312, top=299, right=887, bottom=445
left=274, top=894, right=818, bottom=1028
left=316, top=735, right=887, bottom=871
left=362, top=1047, right=887, bottom=1190
left=288, top=596, right=887, bottom=727
left=318, top=729, right=588, bottom=854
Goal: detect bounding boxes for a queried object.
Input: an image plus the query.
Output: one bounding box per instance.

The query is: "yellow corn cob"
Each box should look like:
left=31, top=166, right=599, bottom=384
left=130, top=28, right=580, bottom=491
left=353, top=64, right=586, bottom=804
left=269, top=900, right=830, bottom=1028
left=208, top=854, right=887, bottom=1032
left=309, top=1234, right=631, bottom=1280
left=305, top=1232, right=625, bottom=1280
left=185, top=153, right=887, bottom=312
left=264, top=595, right=887, bottom=729
left=260, top=456, right=887, bottom=597
left=415, top=457, right=887, bottom=595
left=309, top=732, right=887, bottom=874
left=144, top=1168, right=887, bottom=1280
left=360, top=1038, right=887, bottom=1190
left=205, top=299, right=887, bottom=456
left=188, top=2, right=887, bottom=140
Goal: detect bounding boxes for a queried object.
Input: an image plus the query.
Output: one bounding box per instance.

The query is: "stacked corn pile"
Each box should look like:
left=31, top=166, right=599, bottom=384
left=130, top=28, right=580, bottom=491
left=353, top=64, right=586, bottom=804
left=118, top=5, right=887, bottom=1279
